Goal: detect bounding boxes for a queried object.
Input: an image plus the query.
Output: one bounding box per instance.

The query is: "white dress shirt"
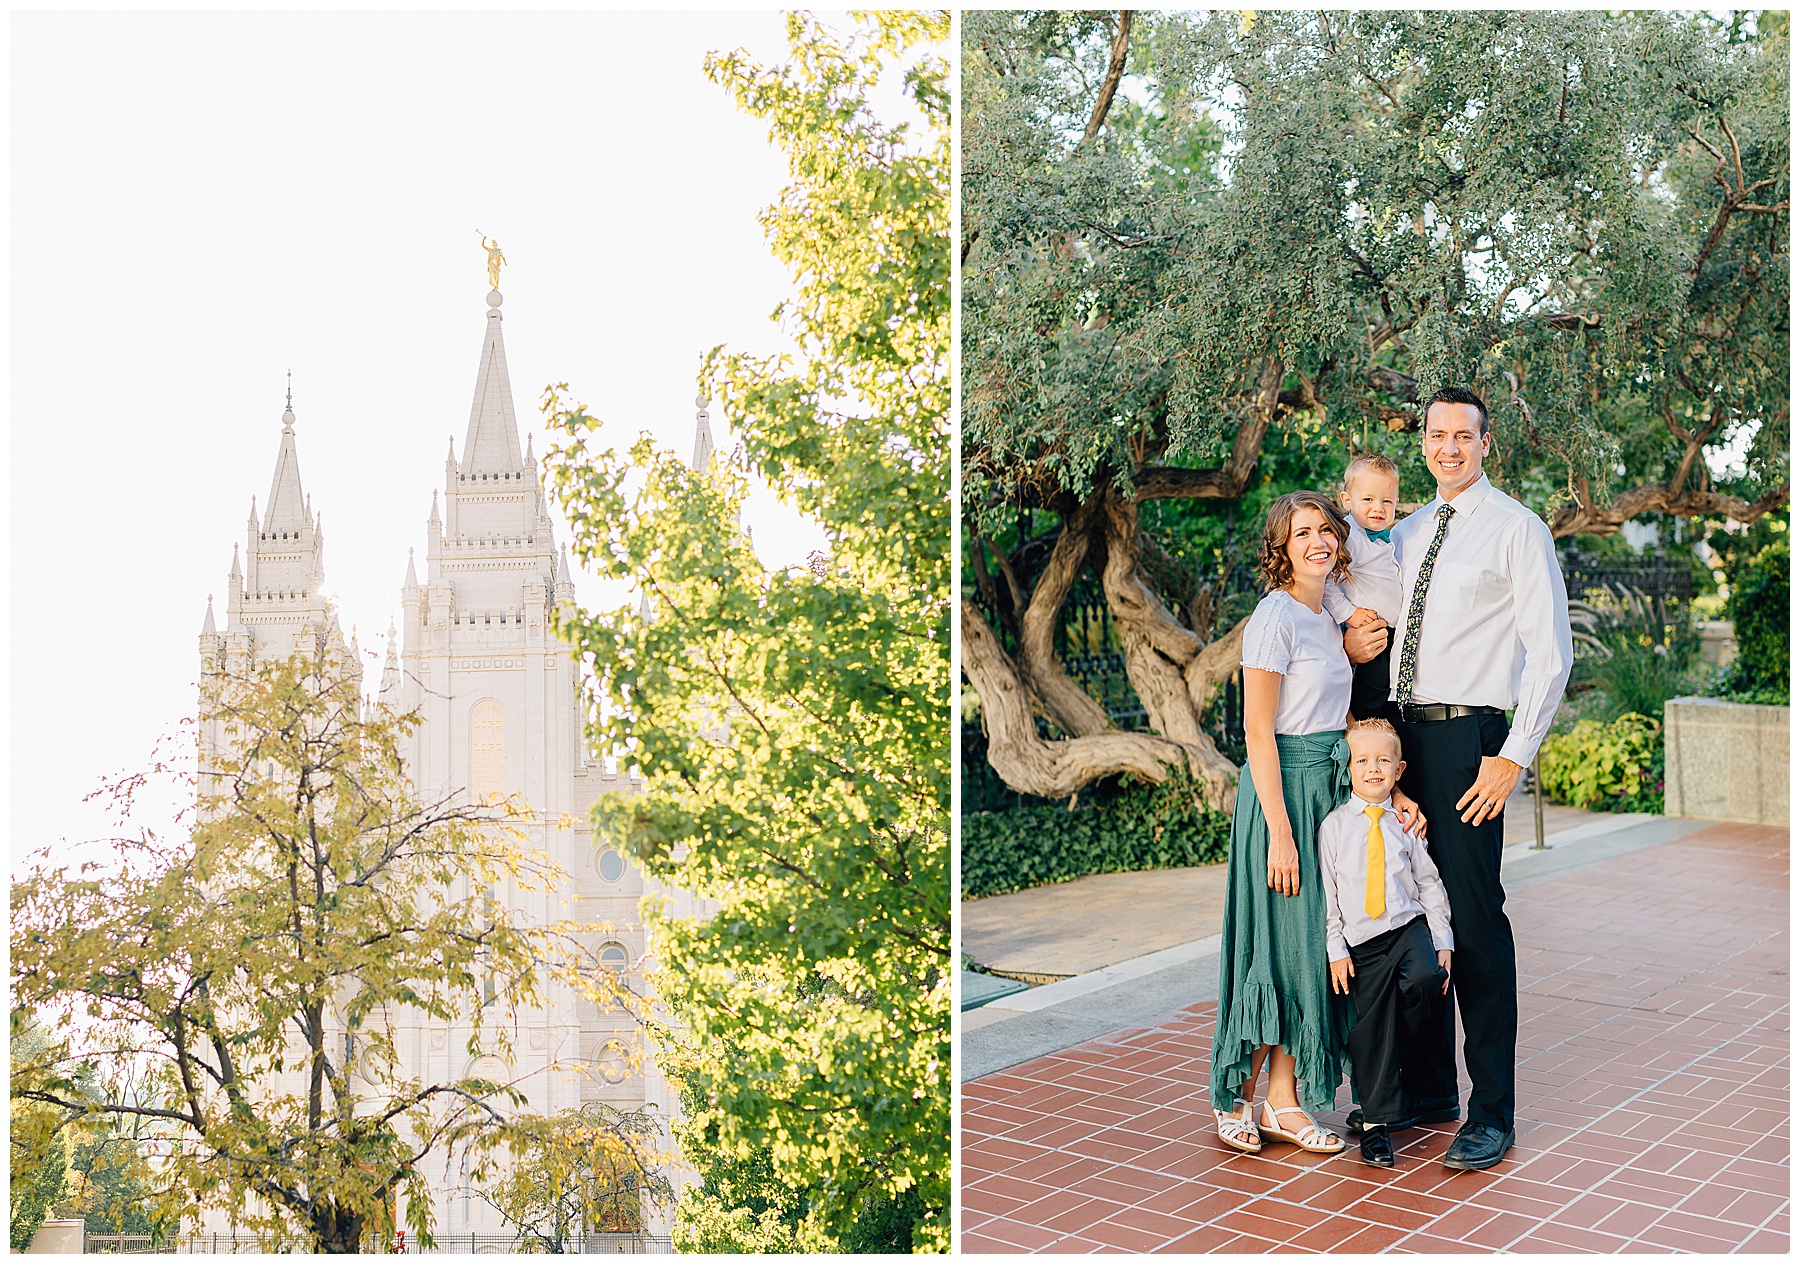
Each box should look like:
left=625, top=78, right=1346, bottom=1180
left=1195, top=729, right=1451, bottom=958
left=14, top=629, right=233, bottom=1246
left=1387, top=475, right=1574, bottom=768
left=1319, top=795, right=1454, bottom=963
left=1241, top=589, right=1353, bottom=735
left=1324, top=527, right=1403, bottom=626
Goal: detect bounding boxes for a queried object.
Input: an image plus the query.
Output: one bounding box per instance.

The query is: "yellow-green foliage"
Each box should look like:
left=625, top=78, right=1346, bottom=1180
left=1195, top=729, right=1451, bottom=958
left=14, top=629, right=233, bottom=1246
left=1538, top=713, right=1661, bottom=810
left=12, top=654, right=634, bottom=1253
left=476, top=1105, right=670, bottom=1251
left=10, top=1016, right=73, bottom=1252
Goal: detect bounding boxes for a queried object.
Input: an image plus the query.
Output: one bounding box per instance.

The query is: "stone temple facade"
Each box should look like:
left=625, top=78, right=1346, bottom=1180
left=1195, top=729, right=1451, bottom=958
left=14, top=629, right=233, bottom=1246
left=196, top=285, right=709, bottom=1240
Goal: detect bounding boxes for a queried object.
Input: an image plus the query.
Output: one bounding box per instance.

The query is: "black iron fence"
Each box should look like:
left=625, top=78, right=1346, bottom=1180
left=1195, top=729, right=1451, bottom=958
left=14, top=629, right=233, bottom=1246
left=133, top=1231, right=673, bottom=1254
left=962, top=550, right=1701, bottom=815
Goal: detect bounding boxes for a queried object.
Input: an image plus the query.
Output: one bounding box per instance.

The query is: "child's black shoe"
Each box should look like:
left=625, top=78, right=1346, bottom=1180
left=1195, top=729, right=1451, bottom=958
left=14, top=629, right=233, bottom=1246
left=1360, top=1125, right=1394, bottom=1168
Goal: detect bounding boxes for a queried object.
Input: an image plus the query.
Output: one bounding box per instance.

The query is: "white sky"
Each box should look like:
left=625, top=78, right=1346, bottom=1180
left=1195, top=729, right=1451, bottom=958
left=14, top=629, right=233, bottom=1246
left=11, top=11, right=842, bottom=871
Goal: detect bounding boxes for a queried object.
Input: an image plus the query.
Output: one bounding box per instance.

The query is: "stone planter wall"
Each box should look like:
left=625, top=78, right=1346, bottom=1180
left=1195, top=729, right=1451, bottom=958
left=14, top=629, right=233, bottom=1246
left=26, top=1219, right=83, bottom=1254
left=1664, top=696, right=1789, bottom=825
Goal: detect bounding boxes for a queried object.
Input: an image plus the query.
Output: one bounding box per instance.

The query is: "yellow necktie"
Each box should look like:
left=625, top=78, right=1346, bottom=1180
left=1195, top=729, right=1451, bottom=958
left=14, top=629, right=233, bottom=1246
left=1363, top=803, right=1387, bottom=919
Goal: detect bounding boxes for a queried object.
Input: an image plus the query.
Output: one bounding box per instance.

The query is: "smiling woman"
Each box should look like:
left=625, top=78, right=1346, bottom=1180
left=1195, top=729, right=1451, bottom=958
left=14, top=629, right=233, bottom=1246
left=1207, top=492, right=1359, bottom=1156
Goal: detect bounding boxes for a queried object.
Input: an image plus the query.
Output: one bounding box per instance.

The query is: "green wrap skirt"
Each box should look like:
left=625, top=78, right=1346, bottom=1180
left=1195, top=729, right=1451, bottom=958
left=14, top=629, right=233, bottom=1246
left=1209, top=730, right=1355, bottom=1114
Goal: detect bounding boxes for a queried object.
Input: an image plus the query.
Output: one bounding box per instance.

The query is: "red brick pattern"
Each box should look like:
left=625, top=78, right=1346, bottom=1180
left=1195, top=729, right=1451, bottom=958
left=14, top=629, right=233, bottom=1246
left=961, top=823, right=1789, bottom=1253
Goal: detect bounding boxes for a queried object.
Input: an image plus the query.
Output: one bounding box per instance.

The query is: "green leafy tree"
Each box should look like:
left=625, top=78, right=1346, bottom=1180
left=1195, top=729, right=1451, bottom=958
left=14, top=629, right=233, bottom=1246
left=663, top=1046, right=926, bottom=1254
left=962, top=9, right=1787, bottom=804
left=541, top=11, right=950, bottom=1252
left=11, top=653, right=632, bottom=1253
left=1722, top=541, right=1789, bottom=695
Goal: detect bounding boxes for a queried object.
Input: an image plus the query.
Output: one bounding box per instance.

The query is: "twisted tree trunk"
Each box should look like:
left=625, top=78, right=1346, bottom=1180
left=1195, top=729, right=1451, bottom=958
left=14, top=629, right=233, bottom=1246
left=961, top=489, right=1249, bottom=813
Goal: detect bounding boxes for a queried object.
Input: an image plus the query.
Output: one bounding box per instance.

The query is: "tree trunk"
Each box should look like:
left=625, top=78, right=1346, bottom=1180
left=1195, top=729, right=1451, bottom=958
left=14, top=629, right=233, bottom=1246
left=313, top=1206, right=366, bottom=1254
left=1098, top=493, right=1241, bottom=810
left=962, top=599, right=1193, bottom=798
left=1015, top=502, right=1111, bottom=737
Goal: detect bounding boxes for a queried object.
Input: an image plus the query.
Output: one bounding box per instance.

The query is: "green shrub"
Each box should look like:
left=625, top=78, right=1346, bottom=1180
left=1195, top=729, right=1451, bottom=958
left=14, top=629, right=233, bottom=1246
left=1589, top=630, right=1705, bottom=722
left=961, top=771, right=1230, bottom=899
left=1537, top=713, right=1663, bottom=813
left=1723, top=542, right=1789, bottom=699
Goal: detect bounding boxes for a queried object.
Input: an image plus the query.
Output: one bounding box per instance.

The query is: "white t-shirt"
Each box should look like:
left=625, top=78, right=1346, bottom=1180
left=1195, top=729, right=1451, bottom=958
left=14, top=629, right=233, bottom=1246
left=1240, top=589, right=1354, bottom=735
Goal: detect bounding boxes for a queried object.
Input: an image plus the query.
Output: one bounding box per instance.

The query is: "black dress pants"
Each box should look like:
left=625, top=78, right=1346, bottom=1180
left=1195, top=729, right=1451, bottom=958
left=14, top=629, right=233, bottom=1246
left=1348, top=629, right=1394, bottom=722
left=1393, top=707, right=1517, bottom=1131
left=1348, top=915, right=1448, bottom=1127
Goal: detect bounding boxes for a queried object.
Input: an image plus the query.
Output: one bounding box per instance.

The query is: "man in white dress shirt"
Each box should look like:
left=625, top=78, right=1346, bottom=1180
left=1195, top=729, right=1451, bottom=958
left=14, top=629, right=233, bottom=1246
left=1344, top=386, right=1573, bottom=1172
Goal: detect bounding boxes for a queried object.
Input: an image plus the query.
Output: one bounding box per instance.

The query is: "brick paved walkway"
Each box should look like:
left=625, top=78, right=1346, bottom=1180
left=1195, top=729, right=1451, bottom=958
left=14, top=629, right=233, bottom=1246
left=961, top=822, right=1789, bottom=1253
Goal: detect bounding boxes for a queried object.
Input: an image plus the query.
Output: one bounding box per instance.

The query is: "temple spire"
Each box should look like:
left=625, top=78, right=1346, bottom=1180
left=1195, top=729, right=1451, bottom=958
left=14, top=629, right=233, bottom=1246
left=691, top=393, right=715, bottom=472
left=264, top=380, right=308, bottom=535
left=461, top=288, right=522, bottom=474
left=201, top=595, right=217, bottom=636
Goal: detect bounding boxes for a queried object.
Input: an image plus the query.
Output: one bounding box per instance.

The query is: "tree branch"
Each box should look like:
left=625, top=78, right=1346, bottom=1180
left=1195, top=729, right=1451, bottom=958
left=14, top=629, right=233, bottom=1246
left=1081, top=12, right=1133, bottom=146
left=1549, top=479, right=1790, bottom=538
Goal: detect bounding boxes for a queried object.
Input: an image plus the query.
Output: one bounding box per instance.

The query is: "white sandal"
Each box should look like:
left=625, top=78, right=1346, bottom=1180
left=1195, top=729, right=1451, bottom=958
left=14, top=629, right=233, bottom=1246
left=1213, top=1097, right=1262, bottom=1153
left=1259, top=1104, right=1344, bottom=1153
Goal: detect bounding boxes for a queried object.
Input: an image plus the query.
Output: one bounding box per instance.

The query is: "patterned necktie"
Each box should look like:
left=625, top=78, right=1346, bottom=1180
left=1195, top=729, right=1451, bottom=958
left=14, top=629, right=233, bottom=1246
left=1363, top=803, right=1387, bottom=919
left=1395, top=503, right=1455, bottom=709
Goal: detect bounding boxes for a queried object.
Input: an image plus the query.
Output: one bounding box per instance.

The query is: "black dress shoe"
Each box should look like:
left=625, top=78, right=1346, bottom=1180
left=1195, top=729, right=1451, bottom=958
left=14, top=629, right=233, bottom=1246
left=1442, top=1122, right=1514, bottom=1171
left=1360, top=1126, right=1394, bottom=1168
left=1344, top=1103, right=1460, bottom=1133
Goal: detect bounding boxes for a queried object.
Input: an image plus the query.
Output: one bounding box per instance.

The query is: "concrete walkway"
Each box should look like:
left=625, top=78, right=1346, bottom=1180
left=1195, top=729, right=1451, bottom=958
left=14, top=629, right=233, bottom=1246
left=964, top=783, right=1598, bottom=980
left=960, top=818, right=1789, bottom=1253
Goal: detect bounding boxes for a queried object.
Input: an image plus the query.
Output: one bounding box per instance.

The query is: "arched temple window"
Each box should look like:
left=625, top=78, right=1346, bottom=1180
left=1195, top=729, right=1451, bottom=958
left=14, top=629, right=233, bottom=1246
left=470, top=699, right=505, bottom=800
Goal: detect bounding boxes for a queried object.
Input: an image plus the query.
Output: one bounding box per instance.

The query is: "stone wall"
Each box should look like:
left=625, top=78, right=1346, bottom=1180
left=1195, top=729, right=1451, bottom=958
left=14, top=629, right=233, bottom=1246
left=1664, top=697, right=1789, bottom=825
left=26, top=1220, right=83, bottom=1254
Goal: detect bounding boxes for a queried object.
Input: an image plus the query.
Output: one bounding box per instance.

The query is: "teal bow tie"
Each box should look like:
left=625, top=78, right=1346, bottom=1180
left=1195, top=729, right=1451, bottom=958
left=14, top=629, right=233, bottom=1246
left=1366, top=527, right=1392, bottom=543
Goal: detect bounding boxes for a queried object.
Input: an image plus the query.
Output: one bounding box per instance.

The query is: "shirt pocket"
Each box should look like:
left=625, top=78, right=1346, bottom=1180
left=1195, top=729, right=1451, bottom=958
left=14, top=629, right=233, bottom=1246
left=1431, top=560, right=1487, bottom=605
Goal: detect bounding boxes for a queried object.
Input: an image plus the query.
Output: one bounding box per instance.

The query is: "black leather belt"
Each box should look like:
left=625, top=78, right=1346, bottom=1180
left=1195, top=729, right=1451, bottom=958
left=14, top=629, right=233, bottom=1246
left=1397, top=703, right=1505, bottom=724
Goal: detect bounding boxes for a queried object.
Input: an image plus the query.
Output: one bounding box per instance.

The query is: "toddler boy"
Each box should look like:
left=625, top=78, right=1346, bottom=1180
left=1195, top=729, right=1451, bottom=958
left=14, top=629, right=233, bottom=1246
left=1325, top=453, right=1402, bottom=720
left=1321, top=718, right=1453, bottom=1167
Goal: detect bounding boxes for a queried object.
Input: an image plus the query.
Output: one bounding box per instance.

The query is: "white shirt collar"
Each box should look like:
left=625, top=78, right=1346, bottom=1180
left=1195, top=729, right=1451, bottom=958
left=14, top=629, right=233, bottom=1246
left=1350, top=794, right=1394, bottom=814
left=1428, top=472, right=1495, bottom=518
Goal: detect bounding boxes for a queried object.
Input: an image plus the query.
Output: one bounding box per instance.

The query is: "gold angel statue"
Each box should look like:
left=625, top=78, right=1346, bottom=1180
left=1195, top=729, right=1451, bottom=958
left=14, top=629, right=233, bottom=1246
left=478, top=233, right=506, bottom=290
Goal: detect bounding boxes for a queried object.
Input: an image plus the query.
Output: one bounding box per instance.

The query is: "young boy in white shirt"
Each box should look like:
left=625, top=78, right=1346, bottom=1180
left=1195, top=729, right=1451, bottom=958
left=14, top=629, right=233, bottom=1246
left=1321, top=718, right=1454, bottom=1167
left=1324, top=453, right=1403, bottom=720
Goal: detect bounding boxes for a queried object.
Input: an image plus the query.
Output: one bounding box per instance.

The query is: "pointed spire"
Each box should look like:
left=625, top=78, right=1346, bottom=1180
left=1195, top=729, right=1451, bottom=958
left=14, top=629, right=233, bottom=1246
left=404, top=548, right=419, bottom=589
left=202, top=595, right=217, bottom=636
left=263, top=382, right=308, bottom=535
left=248, top=497, right=259, bottom=533
left=524, top=434, right=535, bottom=464
left=429, top=489, right=441, bottom=525
left=637, top=591, right=652, bottom=623
left=691, top=393, right=715, bottom=473
left=229, top=545, right=242, bottom=581
left=447, top=435, right=457, bottom=466
left=462, top=290, right=523, bottom=474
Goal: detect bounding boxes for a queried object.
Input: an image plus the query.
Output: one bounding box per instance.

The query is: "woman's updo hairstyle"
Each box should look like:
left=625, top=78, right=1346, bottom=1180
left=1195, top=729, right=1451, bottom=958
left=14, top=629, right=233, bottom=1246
left=1258, top=490, right=1353, bottom=592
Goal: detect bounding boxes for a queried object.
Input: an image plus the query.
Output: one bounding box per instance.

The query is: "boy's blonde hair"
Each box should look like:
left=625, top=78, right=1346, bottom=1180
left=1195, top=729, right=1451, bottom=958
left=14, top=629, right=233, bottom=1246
left=1343, top=451, right=1400, bottom=491
left=1347, top=716, right=1403, bottom=757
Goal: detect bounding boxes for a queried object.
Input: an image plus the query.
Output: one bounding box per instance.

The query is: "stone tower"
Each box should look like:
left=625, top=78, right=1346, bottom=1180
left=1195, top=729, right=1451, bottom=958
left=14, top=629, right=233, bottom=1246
left=197, top=385, right=357, bottom=791
left=197, top=285, right=689, bottom=1242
